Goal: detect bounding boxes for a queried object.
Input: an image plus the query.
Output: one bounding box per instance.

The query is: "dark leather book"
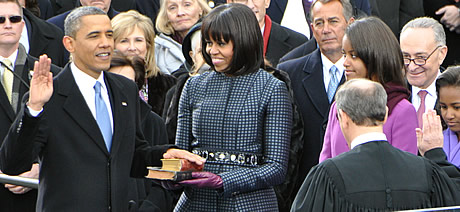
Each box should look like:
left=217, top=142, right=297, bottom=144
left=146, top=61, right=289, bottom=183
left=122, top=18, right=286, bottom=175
left=146, top=159, right=203, bottom=181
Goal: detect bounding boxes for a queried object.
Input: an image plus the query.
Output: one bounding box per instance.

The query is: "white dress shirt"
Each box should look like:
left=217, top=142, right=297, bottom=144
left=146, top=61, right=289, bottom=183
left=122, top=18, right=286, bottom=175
left=20, top=21, right=30, bottom=53
left=411, top=70, right=441, bottom=112
left=29, top=63, right=114, bottom=133
left=321, top=53, right=345, bottom=92
left=0, top=49, right=18, bottom=77
left=71, top=63, right=113, bottom=132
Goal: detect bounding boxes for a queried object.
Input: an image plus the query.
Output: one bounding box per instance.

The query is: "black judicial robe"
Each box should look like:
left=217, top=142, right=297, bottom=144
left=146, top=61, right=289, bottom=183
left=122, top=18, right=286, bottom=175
left=291, top=141, right=460, bottom=212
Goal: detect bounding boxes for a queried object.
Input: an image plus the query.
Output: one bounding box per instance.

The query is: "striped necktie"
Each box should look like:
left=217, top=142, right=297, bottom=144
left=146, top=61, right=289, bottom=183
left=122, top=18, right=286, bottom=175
left=417, top=90, right=428, bottom=128
left=2, top=59, right=13, bottom=104
left=327, top=65, right=339, bottom=103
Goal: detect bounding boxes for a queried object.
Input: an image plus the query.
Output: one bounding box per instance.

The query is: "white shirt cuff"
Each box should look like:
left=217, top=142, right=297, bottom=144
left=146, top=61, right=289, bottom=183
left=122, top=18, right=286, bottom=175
left=27, top=105, right=43, bottom=117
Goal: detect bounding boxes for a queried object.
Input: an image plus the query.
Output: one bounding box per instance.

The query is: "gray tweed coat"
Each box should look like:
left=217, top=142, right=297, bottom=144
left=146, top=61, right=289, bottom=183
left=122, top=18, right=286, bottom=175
left=175, top=69, right=292, bottom=211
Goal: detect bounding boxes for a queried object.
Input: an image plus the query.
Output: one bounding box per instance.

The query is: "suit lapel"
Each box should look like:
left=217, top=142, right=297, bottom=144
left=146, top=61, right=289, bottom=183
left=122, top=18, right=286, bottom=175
left=24, top=9, right=50, bottom=58
left=269, top=23, right=290, bottom=47
left=266, top=23, right=291, bottom=64
left=104, top=73, right=129, bottom=155
left=58, top=65, right=110, bottom=155
left=0, top=91, right=14, bottom=121
left=301, top=50, right=330, bottom=117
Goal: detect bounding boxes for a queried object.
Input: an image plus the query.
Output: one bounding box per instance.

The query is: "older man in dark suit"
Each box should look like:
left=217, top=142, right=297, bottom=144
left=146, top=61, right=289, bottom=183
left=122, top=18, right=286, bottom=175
left=0, top=6, right=202, bottom=212
left=400, top=17, right=448, bottom=128
left=276, top=0, right=354, bottom=209
left=278, top=0, right=372, bottom=63
left=228, top=0, right=308, bottom=66
left=0, top=1, right=60, bottom=211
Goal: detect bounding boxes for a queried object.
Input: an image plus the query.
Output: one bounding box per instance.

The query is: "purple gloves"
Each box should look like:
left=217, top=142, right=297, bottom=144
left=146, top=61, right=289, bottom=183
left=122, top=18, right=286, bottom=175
left=179, top=172, right=223, bottom=189
left=160, top=181, right=183, bottom=190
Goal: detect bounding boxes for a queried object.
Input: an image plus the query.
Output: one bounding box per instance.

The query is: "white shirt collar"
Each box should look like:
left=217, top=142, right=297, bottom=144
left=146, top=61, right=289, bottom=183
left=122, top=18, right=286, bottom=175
left=411, top=70, right=441, bottom=111
left=350, top=132, right=387, bottom=149
left=71, top=62, right=106, bottom=91
left=411, top=70, right=440, bottom=97
left=321, top=53, right=345, bottom=91
left=70, top=62, right=113, bottom=132
left=0, top=49, right=19, bottom=75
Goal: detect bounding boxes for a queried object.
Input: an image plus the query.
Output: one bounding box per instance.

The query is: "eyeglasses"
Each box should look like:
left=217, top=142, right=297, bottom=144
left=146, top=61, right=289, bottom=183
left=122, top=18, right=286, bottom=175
left=403, top=45, right=442, bottom=66
left=0, top=15, right=22, bottom=24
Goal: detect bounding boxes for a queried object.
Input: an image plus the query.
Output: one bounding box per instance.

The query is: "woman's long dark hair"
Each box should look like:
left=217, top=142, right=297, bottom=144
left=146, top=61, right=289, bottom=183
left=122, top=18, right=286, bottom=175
left=345, top=17, right=406, bottom=87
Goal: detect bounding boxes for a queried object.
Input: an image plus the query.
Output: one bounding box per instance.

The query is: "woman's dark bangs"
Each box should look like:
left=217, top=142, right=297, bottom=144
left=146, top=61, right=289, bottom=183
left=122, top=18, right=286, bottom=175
left=206, top=13, right=232, bottom=43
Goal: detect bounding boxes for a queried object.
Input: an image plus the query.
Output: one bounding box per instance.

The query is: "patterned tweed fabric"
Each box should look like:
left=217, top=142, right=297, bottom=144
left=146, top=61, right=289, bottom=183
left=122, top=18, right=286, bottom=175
left=175, top=69, right=292, bottom=211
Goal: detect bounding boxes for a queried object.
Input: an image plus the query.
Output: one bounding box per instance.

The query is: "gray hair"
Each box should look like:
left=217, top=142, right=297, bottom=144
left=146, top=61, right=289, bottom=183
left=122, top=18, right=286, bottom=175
left=336, top=79, right=387, bottom=126
left=64, top=6, right=106, bottom=37
left=400, top=17, right=446, bottom=46
left=310, top=0, right=353, bottom=22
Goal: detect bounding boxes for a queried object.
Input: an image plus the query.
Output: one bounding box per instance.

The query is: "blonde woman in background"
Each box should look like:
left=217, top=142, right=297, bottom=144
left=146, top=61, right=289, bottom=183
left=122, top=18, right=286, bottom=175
left=155, top=0, right=210, bottom=75
left=112, top=10, right=176, bottom=115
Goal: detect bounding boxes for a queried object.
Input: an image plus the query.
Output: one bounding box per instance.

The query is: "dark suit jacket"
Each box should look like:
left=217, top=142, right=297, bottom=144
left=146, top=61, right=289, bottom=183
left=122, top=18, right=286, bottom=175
left=135, top=0, right=161, bottom=30
left=266, top=22, right=308, bottom=67
left=279, top=38, right=317, bottom=63
left=0, top=65, right=171, bottom=212
left=266, top=0, right=287, bottom=24
left=127, top=100, right=175, bottom=212
left=38, top=0, right=54, bottom=20
left=369, top=0, right=424, bottom=38
left=423, top=0, right=460, bottom=67
left=111, top=0, right=136, bottom=12
left=277, top=49, right=345, bottom=206
left=267, top=0, right=371, bottom=24
left=0, top=47, right=61, bottom=212
left=47, top=7, right=119, bottom=32
left=24, top=8, right=66, bottom=68
left=49, top=0, right=77, bottom=16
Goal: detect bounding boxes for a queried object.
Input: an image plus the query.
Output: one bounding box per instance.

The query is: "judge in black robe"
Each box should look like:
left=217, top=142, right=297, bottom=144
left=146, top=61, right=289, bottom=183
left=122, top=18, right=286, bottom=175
left=291, top=79, right=460, bottom=212
left=291, top=141, right=460, bottom=211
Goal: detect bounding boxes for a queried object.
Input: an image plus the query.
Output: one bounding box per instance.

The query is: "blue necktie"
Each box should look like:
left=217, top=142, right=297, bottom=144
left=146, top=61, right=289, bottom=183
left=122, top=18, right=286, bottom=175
left=327, top=65, right=338, bottom=103
left=94, top=81, right=112, bottom=152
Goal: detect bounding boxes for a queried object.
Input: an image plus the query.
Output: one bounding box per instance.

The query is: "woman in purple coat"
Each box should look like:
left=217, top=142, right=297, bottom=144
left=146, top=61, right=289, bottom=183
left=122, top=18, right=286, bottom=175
left=319, top=17, right=418, bottom=162
left=436, top=65, right=460, bottom=167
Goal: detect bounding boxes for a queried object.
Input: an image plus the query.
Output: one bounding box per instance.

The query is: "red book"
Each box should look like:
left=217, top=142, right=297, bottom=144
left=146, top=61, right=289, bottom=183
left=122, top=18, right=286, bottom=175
left=146, top=159, right=203, bottom=181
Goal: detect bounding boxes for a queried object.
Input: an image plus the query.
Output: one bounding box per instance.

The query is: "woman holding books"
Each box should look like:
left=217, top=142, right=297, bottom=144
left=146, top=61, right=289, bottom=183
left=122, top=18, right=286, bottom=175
left=171, top=3, right=292, bottom=211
